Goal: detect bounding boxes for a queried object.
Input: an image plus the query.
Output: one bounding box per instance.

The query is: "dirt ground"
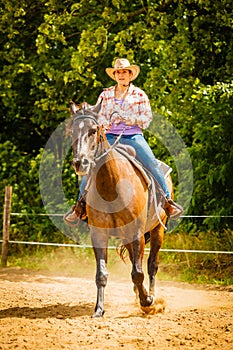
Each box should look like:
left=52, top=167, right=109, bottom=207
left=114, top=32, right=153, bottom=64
left=0, top=266, right=232, bottom=350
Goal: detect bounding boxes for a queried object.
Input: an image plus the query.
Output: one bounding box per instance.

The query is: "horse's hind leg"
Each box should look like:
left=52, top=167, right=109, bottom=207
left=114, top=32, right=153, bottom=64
left=147, top=220, right=165, bottom=295
left=126, top=237, right=153, bottom=308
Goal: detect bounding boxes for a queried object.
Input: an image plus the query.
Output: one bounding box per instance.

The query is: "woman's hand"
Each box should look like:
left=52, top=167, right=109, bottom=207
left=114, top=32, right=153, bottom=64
left=110, top=113, right=122, bottom=125
left=109, top=113, right=140, bottom=127
left=122, top=116, right=141, bottom=126
left=122, top=117, right=135, bottom=126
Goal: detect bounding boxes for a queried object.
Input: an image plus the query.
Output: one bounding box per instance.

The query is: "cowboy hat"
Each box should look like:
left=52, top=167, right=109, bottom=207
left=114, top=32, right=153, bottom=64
left=106, top=58, right=140, bottom=81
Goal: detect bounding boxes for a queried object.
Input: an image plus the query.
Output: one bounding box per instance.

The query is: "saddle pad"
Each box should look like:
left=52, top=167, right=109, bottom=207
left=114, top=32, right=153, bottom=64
left=114, top=146, right=172, bottom=187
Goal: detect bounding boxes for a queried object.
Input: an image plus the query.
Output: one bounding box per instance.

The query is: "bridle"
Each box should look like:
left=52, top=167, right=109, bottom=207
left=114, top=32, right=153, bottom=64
left=70, top=113, right=106, bottom=167
left=72, top=114, right=99, bottom=125
left=70, top=112, right=126, bottom=165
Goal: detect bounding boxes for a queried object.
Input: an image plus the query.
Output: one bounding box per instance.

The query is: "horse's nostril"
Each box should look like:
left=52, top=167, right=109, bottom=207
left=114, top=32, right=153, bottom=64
left=82, top=158, right=89, bottom=166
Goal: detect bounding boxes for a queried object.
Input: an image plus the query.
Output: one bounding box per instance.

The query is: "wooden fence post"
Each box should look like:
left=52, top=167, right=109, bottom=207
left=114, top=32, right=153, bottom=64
left=1, top=186, right=12, bottom=267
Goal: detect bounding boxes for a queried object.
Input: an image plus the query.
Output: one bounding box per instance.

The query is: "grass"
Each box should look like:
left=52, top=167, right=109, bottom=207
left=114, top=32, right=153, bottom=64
left=157, top=229, right=233, bottom=285
left=2, top=229, right=233, bottom=286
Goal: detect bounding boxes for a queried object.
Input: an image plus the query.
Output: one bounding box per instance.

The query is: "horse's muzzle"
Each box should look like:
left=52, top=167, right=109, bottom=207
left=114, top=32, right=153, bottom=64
left=72, top=158, right=81, bottom=169
left=72, top=157, right=90, bottom=175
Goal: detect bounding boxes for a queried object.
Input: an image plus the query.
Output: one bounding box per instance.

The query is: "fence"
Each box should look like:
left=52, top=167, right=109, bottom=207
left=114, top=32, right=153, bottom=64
left=1, top=186, right=233, bottom=266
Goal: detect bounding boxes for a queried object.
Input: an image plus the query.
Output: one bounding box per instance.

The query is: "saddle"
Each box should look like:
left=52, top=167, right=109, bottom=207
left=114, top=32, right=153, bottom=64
left=114, top=144, right=172, bottom=189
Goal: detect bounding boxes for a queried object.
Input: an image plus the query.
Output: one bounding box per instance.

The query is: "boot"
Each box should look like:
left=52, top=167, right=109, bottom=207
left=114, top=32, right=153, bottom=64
left=63, top=198, right=87, bottom=227
left=164, top=198, right=183, bottom=220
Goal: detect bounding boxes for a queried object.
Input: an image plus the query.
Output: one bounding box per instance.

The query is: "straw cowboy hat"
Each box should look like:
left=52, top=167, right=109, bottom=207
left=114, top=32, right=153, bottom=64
left=106, top=58, right=140, bottom=81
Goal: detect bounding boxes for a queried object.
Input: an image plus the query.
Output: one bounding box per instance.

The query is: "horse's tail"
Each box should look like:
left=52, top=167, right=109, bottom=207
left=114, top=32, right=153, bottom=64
left=117, top=232, right=151, bottom=263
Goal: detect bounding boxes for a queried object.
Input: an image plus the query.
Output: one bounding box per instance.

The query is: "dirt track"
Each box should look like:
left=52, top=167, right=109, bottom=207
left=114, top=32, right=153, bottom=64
left=0, top=266, right=232, bottom=350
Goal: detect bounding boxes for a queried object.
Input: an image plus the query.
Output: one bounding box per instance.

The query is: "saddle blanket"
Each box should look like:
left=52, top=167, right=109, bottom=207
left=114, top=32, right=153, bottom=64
left=115, top=144, right=172, bottom=188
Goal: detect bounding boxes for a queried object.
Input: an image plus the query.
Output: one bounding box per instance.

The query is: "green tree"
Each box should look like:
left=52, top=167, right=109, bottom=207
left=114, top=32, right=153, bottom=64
left=0, top=0, right=232, bottom=237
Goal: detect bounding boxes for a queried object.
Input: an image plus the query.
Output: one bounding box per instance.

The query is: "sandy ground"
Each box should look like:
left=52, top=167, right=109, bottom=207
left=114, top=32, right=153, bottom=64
left=0, top=266, right=232, bottom=350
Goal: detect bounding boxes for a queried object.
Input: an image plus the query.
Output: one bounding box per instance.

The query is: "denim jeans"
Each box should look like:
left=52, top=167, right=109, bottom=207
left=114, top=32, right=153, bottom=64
left=78, top=133, right=170, bottom=199
left=107, top=133, right=170, bottom=198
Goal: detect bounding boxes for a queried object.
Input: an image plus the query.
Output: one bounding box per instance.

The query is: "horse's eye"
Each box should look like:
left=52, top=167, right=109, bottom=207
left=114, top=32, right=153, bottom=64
left=88, top=128, right=97, bottom=136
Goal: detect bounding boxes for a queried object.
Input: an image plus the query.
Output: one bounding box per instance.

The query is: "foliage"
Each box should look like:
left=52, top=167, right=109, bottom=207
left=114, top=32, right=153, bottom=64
left=160, top=229, right=233, bottom=285
left=0, top=0, right=233, bottom=247
left=6, top=230, right=233, bottom=285
left=190, top=82, right=233, bottom=223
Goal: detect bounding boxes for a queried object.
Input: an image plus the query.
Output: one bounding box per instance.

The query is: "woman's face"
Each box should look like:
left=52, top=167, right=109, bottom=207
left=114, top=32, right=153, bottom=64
left=114, top=69, right=132, bottom=86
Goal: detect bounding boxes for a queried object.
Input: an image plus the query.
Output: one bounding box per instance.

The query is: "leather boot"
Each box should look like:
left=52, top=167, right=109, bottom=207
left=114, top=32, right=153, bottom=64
left=164, top=198, right=183, bottom=220
left=63, top=198, right=87, bottom=227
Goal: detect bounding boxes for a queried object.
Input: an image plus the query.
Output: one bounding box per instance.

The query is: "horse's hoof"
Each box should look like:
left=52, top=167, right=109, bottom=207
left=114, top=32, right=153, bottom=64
left=141, top=297, right=166, bottom=315
left=140, top=295, right=154, bottom=307
left=91, top=309, right=105, bottom=318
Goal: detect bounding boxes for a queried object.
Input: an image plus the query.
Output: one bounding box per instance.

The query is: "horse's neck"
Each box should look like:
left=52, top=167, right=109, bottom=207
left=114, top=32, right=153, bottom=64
left=93, top=129, right=126, bottom=189
left=92, top=148, right=121, bottom=192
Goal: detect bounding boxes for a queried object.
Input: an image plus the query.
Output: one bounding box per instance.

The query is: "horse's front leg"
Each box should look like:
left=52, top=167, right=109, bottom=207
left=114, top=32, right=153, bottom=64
left=91, top=236, right=108, bottom=318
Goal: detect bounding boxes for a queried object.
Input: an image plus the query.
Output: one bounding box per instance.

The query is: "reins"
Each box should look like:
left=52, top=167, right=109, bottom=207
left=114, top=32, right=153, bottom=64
left=95, top=126, right=127, bottom=162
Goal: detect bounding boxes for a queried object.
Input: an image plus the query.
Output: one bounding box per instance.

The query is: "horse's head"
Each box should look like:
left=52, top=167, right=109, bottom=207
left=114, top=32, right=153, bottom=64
left=68, top=102, right=103, bottom=175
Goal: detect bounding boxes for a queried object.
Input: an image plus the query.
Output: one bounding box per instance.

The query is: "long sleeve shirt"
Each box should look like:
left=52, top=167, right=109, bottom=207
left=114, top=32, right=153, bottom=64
left=96, top=84, right=153, bottom=135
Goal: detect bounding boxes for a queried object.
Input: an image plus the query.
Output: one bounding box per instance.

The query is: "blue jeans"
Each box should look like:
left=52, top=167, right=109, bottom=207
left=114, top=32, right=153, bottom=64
left=78, top=133, right=170, bottom=199
left=107, top=133, right=170, bottom=198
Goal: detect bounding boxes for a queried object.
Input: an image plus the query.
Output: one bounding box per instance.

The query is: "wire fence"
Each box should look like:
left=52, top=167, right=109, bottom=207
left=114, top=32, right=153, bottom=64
left=0, top=239, right=232, bottom=255
left=10, top=213, right=233, bottom=218
left=2, top=211, right=233, bottom=255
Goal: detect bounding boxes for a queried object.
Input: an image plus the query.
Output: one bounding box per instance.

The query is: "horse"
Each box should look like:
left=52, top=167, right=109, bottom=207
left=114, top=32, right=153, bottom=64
left=67, top=102, right=173, bottom=317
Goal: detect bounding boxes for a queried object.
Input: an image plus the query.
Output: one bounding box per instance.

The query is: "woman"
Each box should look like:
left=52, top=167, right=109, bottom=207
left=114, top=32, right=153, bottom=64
left=64, top=58, right=183, bottom=225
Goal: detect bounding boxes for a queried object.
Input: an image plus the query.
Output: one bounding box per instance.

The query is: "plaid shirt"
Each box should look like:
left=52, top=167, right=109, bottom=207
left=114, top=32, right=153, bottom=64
left=96, top=84, right=152, bottom=130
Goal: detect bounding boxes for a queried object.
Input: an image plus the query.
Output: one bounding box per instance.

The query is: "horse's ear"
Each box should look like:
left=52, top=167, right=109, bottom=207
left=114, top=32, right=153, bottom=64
left=92, top=98, right=103, bottom=114
left=70, top=100, right=79, bottom=116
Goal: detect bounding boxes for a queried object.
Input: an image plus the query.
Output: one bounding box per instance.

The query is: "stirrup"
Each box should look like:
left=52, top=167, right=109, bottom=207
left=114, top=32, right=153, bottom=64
left=164, top=199, right=183, bottom=220
left=63, top=197, right=87, bottom=228
left=63, top=206, right=80, bottom=228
